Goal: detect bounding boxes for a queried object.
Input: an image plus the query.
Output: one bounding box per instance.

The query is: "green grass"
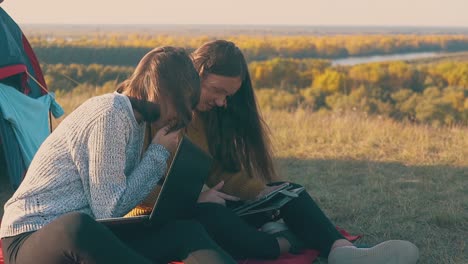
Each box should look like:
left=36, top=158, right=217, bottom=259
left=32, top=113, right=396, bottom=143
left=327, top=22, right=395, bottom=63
left=264, top=109, right=467, bottom=263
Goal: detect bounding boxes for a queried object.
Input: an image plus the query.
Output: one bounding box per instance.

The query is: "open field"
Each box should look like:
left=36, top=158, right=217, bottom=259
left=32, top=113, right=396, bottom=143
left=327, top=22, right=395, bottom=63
left=266, top=109, right=467, bottom=263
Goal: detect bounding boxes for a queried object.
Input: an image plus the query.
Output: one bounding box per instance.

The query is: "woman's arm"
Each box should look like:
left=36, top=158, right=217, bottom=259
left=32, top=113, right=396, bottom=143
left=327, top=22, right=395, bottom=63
left=206, top=165, right=266, bottom=201
left=185, top=117, right=267, bottom=200
left=86, top=110, right=170, bottom=218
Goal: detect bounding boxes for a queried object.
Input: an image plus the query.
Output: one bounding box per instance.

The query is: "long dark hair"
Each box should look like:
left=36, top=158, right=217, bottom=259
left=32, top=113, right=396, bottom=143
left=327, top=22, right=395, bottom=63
left=191, top=40, right=277, bottom=183
left=117, top=46, right=200, bottom=130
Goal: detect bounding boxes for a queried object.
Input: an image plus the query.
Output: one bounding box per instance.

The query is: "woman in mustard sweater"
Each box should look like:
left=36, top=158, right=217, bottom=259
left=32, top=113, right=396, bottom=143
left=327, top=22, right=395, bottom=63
left=132, top=40, right=419, bottom=264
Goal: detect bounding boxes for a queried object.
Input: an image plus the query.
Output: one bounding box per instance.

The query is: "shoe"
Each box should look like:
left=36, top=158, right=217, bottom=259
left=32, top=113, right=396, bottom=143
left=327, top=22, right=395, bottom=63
left=260, top=222, right=305, bottom=254
left=273, top=229, right=305, bottom=254
left=260, top=221, right=289, bottom=234
left=328, top=240, right=419, bottom=264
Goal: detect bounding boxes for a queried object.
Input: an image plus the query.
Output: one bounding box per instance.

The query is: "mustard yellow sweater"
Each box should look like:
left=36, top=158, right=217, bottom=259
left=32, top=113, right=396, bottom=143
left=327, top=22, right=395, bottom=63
left=126, top=114, right=266, bottom=217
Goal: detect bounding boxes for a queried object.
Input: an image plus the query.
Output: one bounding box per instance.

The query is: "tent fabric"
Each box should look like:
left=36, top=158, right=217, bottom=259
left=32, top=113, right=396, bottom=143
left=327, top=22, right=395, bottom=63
left=0, top=7, right=47, bottom=98
left=21, top=32, right=48, bottom=95
left=0, top=7, right=58, bottom=190
left=0, top=65, right=27, bottom=80
left=0, top=113, right=25, bottom=190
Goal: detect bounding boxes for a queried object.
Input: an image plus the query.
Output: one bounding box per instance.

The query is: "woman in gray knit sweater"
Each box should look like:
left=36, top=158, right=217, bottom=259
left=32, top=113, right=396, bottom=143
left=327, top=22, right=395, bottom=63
left=0, top=47, right=236, bottom=264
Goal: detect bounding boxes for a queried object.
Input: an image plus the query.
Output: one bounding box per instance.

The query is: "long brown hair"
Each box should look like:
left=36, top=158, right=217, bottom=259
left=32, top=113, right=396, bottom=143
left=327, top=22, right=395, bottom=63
left=117, top=46, right=200, bottom=130
left=191, top=40, right=277, bottom=183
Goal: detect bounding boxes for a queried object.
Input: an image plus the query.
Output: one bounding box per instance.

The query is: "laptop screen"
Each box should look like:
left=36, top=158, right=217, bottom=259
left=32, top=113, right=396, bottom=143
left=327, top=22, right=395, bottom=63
left=148, top=135, right=213, bottom=227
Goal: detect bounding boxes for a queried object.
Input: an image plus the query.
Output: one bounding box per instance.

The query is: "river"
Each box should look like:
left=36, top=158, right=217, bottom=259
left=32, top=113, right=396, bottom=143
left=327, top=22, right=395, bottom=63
left=331, top=52, right=441, bottom=66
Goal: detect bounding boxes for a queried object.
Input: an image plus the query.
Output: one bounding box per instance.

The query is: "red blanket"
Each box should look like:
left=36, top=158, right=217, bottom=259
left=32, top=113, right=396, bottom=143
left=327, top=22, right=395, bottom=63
left=175, top=227, right=361, bottom=264
left=0, top=227, right=360, bottom=264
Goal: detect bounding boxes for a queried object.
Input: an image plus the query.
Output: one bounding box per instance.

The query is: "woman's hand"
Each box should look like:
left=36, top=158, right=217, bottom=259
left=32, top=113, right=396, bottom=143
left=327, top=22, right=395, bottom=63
left=198, top=181, right=240, bottom=206
left=152, top=125, right=180, bottom=153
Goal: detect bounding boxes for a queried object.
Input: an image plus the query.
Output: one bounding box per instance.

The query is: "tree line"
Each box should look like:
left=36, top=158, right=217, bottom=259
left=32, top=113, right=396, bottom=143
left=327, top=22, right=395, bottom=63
left=43, top=59, right=467, bottom=126
left=31, top=34, right=468, bottom=64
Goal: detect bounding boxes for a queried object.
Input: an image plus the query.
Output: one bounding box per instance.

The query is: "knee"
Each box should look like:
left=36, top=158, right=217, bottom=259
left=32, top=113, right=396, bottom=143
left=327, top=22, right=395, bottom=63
left=60, top=212, right=95, bottom=230
left=169, top=220, right=206, bottom=237
left=194, top=202, right=236, bottom=224
left=54, top=212, right=97, bottom=243
left=195, top=202, right=227, bottom=214
left=163, top=220, right=224, bottom=260
left=168, top=220, right=214, bottom=246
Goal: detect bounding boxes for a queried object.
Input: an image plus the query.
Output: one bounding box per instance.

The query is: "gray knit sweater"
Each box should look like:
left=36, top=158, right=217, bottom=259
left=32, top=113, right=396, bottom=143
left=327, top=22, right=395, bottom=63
left=0, top=93, right=170, bottom=238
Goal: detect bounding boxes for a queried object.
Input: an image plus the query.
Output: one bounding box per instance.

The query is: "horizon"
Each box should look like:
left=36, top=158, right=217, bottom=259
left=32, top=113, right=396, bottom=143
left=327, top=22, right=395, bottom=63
left=17, top=24, right=468, bottom=29
left=17, top=24, right=468, bottom=36
left=2, top=0, right=468, bottom=27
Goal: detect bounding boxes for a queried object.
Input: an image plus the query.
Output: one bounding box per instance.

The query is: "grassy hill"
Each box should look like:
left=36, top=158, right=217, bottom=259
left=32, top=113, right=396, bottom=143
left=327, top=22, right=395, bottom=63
left=1, top=87, right=466, bottom=264
left=266, top=109, right=467, bottom=263
left=6, top=90, right=468, bottom=262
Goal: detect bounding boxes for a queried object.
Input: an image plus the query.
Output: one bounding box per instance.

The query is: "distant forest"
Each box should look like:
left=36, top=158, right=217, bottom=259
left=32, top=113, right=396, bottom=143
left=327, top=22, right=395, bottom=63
left=29, top=33, right=467, bottom=126
left=30, top=34, right=468, bottom=65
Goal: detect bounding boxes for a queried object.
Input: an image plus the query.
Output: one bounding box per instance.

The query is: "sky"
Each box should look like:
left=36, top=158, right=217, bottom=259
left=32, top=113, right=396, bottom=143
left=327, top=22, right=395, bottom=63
left=1, top=0, right=468, bottom=27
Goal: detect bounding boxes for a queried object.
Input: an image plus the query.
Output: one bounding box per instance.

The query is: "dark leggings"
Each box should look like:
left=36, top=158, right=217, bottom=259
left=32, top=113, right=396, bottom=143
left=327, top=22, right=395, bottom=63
left=1, top=212, right=235, bottom=264
left=193, top=182, right=344, bottom=260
